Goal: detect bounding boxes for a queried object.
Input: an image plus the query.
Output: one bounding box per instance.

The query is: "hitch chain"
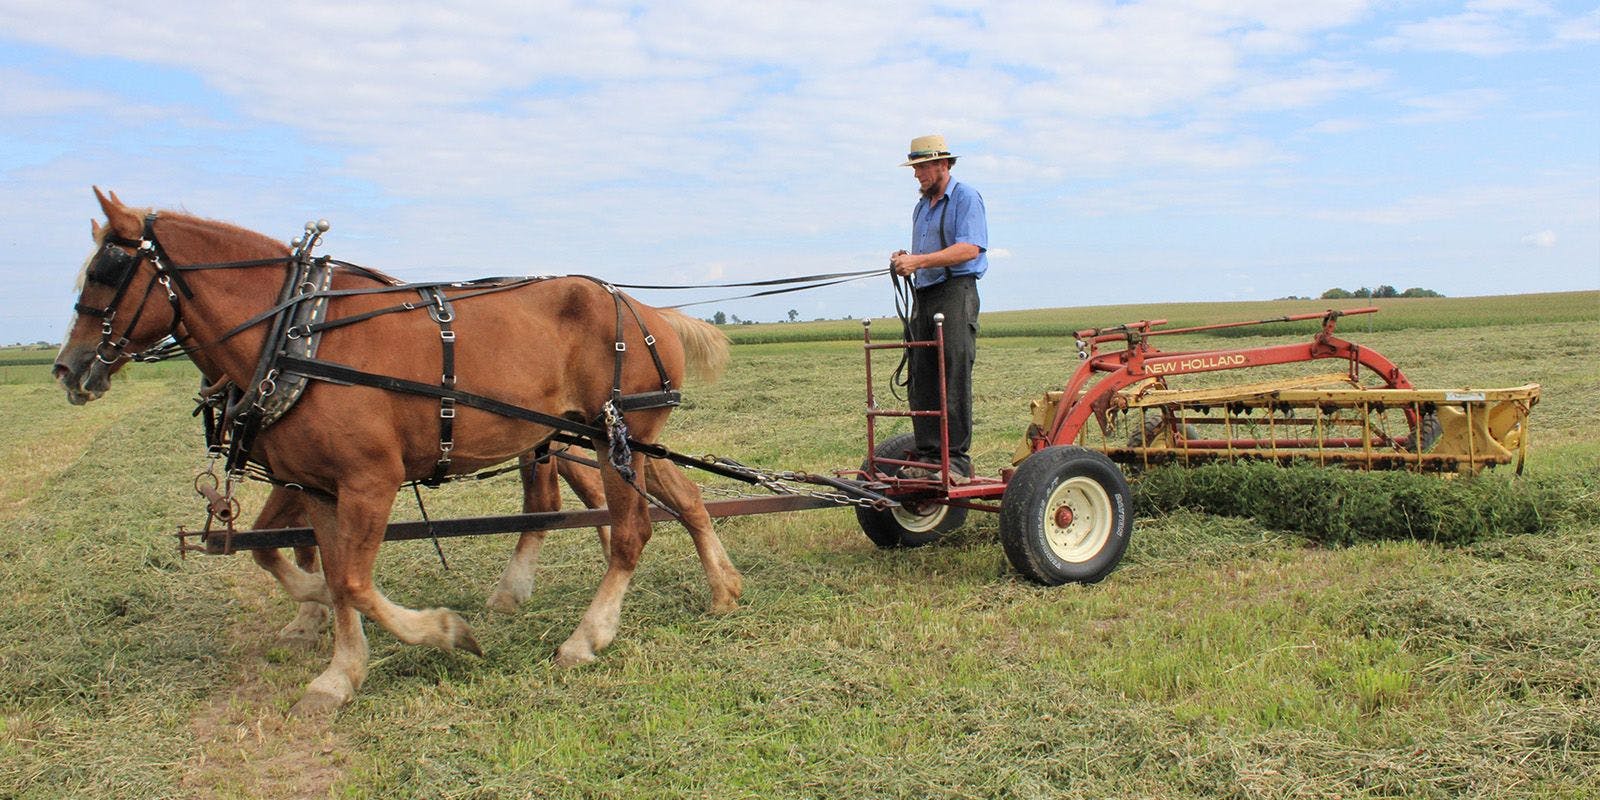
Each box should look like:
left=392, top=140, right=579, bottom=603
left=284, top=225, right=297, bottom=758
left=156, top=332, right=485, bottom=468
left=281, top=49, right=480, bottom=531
left=697, top=456, right=890, bottom=510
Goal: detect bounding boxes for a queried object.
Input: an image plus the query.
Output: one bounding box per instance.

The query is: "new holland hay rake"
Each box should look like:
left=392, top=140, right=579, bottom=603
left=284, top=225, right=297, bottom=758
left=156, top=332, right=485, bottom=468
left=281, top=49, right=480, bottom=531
left=1016, top=307, right=1540, bottom=475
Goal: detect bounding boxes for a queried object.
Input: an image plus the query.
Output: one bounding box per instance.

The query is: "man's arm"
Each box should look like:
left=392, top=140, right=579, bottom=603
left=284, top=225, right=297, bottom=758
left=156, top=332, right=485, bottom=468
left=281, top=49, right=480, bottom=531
left=890, top=243, right=981, bottom=277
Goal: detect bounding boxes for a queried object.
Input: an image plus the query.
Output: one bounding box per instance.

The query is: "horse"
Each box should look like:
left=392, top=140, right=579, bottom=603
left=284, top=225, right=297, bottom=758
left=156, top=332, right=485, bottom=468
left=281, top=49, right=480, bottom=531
left=55, top=189, right=742, bottom=715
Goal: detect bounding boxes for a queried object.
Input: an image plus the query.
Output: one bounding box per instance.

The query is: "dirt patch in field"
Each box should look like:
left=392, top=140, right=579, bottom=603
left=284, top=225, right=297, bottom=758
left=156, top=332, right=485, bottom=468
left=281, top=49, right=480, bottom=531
left=179, top=570, right=349, bottom=800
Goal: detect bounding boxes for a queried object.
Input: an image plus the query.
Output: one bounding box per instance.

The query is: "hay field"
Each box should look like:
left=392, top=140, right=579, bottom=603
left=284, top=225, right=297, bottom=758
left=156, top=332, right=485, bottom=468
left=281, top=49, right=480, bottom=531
left=1, top=292, right=1597, bottom=798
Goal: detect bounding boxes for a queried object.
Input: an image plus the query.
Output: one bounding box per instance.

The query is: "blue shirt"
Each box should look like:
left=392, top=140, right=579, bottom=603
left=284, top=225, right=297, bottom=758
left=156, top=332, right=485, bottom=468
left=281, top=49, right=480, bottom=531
left=911, top=180, right=989, bottom=289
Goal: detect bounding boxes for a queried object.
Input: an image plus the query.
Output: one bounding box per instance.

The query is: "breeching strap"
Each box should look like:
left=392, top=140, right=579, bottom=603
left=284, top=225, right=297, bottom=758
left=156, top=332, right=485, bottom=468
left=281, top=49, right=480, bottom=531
left=271, top=354, right=771, bottom=485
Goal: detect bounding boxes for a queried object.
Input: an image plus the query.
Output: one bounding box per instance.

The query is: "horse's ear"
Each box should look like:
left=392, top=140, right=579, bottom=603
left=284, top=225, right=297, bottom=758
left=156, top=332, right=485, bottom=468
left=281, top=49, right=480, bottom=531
left=92, top=187, right=140, bottom=237
left=91, top=219, right=102, bottom=240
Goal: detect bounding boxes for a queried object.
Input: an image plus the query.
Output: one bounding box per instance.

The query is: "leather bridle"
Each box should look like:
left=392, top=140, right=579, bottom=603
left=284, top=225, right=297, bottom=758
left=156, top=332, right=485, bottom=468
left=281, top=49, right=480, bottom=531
left=74, top=213, right=194, bottom=365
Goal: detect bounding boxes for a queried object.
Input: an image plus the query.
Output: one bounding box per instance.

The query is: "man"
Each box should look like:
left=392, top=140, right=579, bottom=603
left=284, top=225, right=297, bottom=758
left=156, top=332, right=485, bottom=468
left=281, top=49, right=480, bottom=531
left=890, top=134, right=988, bottom=482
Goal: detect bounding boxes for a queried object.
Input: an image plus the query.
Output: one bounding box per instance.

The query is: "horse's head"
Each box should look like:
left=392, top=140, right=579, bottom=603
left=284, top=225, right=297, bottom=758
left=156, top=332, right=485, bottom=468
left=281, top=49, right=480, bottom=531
left=53, top=188, right=183, bottom=404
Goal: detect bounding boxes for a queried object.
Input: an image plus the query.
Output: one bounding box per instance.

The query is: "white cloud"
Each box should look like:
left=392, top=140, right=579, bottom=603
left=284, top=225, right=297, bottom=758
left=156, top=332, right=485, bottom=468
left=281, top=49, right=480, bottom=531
left=1305, top=117, right=1369, bottom=135
left=1377, top=0, right=1586, bottom=55
left=1397, top=88, right=1506, bottom=125
left=1556, top=8, right=1600, bottom=42
left=1521, top=229, right=1557, bottom=248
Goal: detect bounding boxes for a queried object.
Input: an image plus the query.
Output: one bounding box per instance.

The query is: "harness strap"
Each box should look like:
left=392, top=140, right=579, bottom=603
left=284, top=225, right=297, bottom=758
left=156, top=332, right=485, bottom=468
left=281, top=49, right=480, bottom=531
left=618, top=293, right=673, bottom=394
left=276, top=355, right=708, bottom=473
left=420, top=286, right=458, bottom=486
left=155, top=277, right=550, bottom=366
left=292, top=280, right=547, bottom=338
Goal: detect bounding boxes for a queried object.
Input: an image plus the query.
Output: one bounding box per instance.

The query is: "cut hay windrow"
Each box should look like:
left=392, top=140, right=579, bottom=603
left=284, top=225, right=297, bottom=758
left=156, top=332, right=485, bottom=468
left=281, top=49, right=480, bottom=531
left=1133, top=461, right=1598, bottom=546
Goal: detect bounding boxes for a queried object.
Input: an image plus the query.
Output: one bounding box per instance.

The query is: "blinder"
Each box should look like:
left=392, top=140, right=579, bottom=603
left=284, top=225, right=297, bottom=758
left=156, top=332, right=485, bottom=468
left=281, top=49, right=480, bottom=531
left=85, top=238, right=143, bottom=289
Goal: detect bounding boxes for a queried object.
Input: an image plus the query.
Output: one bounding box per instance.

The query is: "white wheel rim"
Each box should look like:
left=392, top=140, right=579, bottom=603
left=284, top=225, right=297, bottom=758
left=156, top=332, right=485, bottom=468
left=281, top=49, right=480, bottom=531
left=892, top=502, right=949, bottom=533
left=1043, top=476, right=1113, bottom=563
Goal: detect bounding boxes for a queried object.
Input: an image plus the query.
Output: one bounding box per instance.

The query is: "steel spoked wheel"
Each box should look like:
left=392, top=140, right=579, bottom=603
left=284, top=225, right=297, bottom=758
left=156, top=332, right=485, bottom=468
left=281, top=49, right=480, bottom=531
left=1000, top=446, right=1132, bottom=585
left=855, top=433, right=967, bottom=548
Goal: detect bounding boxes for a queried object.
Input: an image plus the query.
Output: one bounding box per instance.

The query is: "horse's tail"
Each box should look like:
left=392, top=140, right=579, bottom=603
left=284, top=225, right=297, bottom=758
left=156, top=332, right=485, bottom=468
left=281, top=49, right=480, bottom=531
left=657, top=308, right=731, bottom=384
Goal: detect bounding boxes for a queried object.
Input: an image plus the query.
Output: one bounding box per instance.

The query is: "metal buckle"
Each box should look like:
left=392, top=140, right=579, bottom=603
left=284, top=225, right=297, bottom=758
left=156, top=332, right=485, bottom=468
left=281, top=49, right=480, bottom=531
left=258, top=369, right=279, bottom=398
left=615, top=342, right=627, bottom=352
left=440, top=329, right=456, bottom=342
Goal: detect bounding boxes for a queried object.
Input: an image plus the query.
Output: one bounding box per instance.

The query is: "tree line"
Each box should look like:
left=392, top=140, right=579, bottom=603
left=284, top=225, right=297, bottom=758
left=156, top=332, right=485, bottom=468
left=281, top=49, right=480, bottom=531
left=1321, top=285, right=1442, bottom=299
left=1280, top=286, right=1444, bottom=301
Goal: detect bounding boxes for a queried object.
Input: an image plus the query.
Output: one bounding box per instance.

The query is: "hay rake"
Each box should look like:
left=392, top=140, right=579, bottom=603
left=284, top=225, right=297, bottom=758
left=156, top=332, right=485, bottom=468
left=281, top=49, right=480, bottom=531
left=1018, top=307, right=1539, bottom=475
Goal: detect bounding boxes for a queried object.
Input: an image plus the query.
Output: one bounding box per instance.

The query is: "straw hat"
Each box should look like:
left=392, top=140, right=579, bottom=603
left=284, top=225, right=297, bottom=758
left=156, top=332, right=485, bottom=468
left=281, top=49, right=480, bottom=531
left=902, top=134, right=956, bottom=166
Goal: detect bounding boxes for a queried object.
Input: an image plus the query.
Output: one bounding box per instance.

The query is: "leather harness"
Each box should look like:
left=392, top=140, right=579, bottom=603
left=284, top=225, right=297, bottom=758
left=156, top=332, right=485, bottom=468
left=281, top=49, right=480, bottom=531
left=85, top=214, right=684, bottom=497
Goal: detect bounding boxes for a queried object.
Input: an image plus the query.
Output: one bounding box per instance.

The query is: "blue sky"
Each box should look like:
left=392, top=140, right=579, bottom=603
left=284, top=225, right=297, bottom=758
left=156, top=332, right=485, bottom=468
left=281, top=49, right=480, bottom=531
left=2, top=0, right=1596, bottom=344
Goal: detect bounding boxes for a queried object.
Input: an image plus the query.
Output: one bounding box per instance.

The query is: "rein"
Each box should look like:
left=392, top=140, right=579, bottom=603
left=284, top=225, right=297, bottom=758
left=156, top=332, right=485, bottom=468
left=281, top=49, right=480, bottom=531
left=611, top=268, right=885, bottom=310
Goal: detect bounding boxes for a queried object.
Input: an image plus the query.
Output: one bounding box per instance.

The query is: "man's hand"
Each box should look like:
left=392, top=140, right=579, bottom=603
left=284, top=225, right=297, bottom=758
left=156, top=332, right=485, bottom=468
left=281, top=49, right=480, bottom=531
left=890, top=250, right=918, bottom=277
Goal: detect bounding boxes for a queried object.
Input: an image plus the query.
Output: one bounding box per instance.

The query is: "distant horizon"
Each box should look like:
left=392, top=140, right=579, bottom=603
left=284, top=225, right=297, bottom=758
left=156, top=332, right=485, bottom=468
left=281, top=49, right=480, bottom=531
left=12, top=286, right=1594, bottom=348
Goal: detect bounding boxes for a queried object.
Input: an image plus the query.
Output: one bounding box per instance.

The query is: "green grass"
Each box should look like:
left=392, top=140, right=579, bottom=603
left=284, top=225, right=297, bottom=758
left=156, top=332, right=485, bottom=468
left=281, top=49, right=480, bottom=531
left=1, top=293, right=1597, bottom=798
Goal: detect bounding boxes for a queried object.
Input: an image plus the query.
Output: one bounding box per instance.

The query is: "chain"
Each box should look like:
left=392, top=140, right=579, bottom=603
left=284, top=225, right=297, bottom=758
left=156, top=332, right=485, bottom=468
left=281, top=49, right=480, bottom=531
left=692, top=456, right=889, bottom=510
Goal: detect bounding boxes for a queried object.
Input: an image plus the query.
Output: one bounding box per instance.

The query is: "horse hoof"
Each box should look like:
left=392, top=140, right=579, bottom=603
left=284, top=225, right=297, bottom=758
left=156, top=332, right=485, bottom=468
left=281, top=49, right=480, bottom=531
left=709, top=597, right=740, bottom=615
left=276, top=626, right=321, bottom=648
left=438, top=610, right=483, bottom=656
left=276, top=605, right=329, bottom=646
left=288, top=690, right=345, bottom=718
left=553, top=643, right=597, bottom=668
left=484, top=590, right=522, bottom=615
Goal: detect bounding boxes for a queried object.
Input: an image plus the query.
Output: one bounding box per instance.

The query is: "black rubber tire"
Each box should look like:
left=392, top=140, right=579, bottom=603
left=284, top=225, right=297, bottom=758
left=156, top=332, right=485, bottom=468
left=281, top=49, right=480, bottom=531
left=1409, top=412, right=1442, bottom=452
left=1000, top=446, right=1133, bottom=586
left=1127, top=416, right=1202, bottom=447
left=855, top=432, right=968, bottom=549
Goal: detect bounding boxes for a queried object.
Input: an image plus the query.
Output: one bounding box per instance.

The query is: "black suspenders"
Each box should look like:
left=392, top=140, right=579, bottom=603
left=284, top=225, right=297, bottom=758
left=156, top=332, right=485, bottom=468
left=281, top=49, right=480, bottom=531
left=937, top=197, right=952, bottom=283
left=916, top=188, right=955, bottom=285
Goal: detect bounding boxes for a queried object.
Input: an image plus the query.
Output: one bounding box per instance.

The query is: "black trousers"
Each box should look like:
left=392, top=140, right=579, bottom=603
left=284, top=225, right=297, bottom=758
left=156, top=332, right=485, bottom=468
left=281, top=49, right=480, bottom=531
left=907, top=275, right=979, bottom=475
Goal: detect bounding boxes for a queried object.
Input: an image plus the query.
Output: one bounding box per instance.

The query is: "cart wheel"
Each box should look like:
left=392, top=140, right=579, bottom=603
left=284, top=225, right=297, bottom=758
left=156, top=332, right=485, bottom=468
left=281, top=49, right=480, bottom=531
left=855, top=433, right=968, bottom=549
left=1000, top=446, right=1132, bottom=585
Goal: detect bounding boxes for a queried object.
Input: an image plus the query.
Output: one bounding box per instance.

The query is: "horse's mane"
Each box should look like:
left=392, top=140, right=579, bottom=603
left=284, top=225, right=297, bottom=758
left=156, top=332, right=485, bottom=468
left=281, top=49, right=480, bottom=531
left=155, top=209, right=402, bottom=286
left=156, top=209, right=291, bottom=263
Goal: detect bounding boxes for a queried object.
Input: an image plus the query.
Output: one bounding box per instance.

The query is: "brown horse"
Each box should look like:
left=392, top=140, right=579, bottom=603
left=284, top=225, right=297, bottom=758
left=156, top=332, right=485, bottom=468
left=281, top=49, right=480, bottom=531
left=55, top=189, right=741, bottom=715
